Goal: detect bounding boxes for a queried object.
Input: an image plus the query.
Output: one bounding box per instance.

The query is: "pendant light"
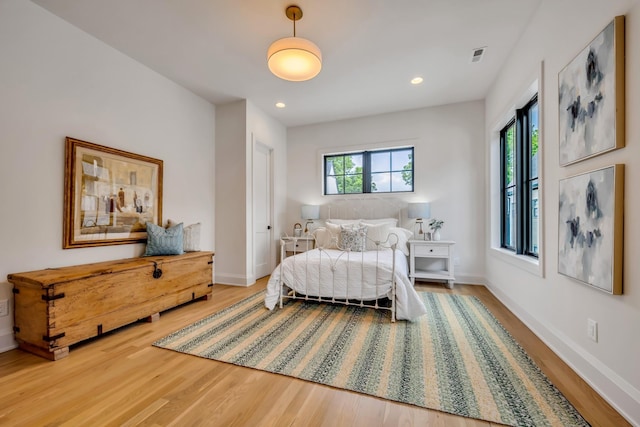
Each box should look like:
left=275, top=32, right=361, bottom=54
left=267, top=5, right=322, bottom=82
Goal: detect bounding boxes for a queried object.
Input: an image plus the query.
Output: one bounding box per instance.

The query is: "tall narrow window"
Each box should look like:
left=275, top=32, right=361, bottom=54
left=500, top=121, right=516, bottom=251
left=526, top=101, right=539, bottom=256
left=500, top=95, right=539, bottom=257
left=324, top=148, right=413, bottom=195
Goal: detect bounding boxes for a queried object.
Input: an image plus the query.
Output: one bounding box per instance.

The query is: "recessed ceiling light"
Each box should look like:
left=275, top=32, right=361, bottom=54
left=275, top=102, right=286, bottom=108
left=411, top=77, right=424, bottom=85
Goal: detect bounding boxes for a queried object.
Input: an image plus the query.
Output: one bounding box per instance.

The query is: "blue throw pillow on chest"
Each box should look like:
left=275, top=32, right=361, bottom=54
left=144, top=222, right=184, bottom=256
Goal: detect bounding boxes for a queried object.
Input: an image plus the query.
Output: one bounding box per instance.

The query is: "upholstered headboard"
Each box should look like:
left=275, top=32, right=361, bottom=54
left=323, top=196, right=406, bottom=224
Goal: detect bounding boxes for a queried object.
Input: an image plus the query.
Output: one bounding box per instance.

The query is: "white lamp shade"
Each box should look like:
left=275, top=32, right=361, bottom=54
left=267, top=37, right=322, bottom=81
left=408, top=202, right=430, bottom=219
left=301, top=204, right=320, bottom=220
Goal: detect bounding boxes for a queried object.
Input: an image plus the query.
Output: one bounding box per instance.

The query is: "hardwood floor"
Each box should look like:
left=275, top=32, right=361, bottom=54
left=0, top=278, right=628, bottom=426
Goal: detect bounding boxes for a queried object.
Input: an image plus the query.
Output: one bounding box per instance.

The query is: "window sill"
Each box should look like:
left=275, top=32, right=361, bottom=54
left=490, top=247, right=543, bottom=277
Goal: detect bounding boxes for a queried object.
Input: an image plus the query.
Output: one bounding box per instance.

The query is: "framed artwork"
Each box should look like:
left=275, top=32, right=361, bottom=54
left=63, top=137, right=163, bottom=249
left=558, top=164, right=624, bottom=294
left=558, top=16, right=625, bottom=166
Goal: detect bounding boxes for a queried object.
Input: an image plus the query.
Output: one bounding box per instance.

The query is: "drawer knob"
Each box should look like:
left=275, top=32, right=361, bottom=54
left=429, top=249, right=433, bottom=252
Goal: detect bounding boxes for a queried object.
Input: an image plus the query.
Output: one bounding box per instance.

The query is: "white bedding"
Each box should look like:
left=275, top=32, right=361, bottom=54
left=265, top=248, right=427, bottom=321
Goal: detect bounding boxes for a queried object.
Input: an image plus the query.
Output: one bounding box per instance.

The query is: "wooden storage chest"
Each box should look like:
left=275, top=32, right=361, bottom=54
left=8, top=251, right=214, bottom=360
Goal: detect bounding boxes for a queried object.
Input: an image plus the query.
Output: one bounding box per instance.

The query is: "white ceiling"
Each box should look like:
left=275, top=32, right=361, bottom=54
left=31, top=0, right=542, bottom=127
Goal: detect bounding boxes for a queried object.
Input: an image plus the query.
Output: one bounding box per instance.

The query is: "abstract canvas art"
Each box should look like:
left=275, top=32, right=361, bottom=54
left=558, top=16, right=625, bottom=166
left=558, top=165, right=624, bottom=294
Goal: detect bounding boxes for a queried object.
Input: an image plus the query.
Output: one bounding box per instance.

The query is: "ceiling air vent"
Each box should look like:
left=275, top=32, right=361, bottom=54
left=470, top=47, right=486, bottom=63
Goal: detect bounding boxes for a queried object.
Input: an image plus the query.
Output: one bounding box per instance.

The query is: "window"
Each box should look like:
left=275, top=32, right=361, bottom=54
left=500, top=95, right=539, bottom=257
left=324, top=147, right=413, bottom=195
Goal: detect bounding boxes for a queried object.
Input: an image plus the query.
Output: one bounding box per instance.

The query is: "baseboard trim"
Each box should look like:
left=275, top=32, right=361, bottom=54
left=214, top=273, right=254, bottom=287
left=454, top=274, right=486, bottom=286
left=0, top=328, right=17, bottom=353
left=485, top=280, right=640, bottom=426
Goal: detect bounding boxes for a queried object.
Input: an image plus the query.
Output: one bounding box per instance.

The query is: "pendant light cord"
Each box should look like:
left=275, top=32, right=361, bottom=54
left=293, top=12, right=297, bottom=37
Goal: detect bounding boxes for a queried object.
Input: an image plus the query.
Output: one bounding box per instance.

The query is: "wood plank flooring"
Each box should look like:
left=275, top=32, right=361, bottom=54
left=0, top=278, right=629, bottom=426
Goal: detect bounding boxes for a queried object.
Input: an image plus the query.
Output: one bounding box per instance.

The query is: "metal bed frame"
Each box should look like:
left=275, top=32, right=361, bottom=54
left=277, top=232, right=400, bottom=322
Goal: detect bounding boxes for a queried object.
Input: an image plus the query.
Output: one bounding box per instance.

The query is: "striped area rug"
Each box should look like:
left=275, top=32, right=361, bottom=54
left=153, top=291, right=589, bottom=427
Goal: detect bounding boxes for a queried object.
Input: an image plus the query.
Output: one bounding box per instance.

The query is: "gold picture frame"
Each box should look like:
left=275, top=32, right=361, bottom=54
left=558, top=15, right=625, bottom=166
left=558, top=164, right=624, bottom=294
left=63, top=137, right=163, bottom=249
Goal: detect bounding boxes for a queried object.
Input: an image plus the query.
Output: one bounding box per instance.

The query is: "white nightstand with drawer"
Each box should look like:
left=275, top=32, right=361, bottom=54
left=282, top=236, right=315, bottom=256
left=409, top=240, right=455, bottom=288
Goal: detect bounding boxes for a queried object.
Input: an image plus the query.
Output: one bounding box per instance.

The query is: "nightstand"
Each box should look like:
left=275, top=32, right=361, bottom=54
left=409, top=240, right=455, bottom=289
left=282, top=236, right=315, bottom=256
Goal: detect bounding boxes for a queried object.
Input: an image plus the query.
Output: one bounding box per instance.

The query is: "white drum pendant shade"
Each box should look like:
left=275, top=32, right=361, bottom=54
left=267, top=37, right=322, bottom=82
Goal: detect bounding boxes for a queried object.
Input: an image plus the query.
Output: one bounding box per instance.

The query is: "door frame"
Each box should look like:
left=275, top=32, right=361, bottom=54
left=252, top=136, right=275, bottom=280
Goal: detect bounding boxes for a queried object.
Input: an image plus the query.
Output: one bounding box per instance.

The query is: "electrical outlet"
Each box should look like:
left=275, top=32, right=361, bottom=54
left=454, top=257, right=460, bottom=266
left=587, top=318, right=598, bottom=342
left=0, top=299, right=8, bottom=317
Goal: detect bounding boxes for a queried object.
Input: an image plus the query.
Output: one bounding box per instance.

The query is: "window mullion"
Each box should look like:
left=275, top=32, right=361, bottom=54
left=499, top=125, right=515, bottom=251
left=515, top=108, right=526, bottom=255
left=500, top=132, right=505, bottom=246
left=363, top=151, right=371, bottom=193
left=523, top=110, right=531, bottom=256
left=522, top=111, right=531, bottom=257
left=526, top=96, right=539, bottom=257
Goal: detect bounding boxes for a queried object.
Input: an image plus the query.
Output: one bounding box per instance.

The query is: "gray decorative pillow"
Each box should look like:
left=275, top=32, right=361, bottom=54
left=340, top=225, right=367, bottom=252
left=145, top=222, right=184, bottom=256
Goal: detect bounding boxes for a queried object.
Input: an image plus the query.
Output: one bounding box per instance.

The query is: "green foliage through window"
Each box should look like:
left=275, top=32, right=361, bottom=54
left=324, top=148, right=414, bottom=195
left=325, top=154, right=365, bottom=194
left=500, top=94, right=539, bottom=257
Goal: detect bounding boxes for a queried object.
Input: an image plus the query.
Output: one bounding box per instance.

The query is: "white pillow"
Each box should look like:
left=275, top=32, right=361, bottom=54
left=167, top=219, right=201, bottom=252
left=314, top=224, right=340, bottom=249
left=361, top=222, right=392, bottom=250
left=360, top=218, right=398, bottom=227
left=312, top=227, right=327, bottom=248
left=326, top=219, right=361, bottom=226
left=317, top=222, right=410, bottom=254
left=387, top=227, right=413, bottom=256
left=183, top=223, right=201, bottom=252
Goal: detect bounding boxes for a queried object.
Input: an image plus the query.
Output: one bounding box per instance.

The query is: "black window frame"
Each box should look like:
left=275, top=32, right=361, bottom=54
left=500, top=94, right=539, bottom=258
left=323, top=147, right=414, bottom=195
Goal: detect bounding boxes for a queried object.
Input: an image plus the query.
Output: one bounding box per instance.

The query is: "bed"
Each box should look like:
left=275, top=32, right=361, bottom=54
left=265, top=218, right=428, bottom=321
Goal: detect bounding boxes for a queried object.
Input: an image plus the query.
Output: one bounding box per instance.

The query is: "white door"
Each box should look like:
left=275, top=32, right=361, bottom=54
left=253, top=141, right=273, bottom=279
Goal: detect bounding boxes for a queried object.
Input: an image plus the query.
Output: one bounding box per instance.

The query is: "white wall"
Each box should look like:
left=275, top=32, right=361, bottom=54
left=214, top=100, right=287, bottom=285
left=485, top=0, right=640, bottom=423
left=214, top=101, right=248, bottom=285
left=287, top=101, right=486, bottom=284
left=0, top=0, right=215, bottom=351
left=247, top=101, right=288, bottom=280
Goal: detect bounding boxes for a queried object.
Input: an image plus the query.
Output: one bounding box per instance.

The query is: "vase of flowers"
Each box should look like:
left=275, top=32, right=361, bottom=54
left=429, top=219, right=444, bottom=241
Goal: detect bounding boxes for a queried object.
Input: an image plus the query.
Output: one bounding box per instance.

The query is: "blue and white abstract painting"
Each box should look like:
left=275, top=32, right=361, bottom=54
left=558, top=17, right=623, bottom=165
left=558, top=166, right=620, bottom=293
